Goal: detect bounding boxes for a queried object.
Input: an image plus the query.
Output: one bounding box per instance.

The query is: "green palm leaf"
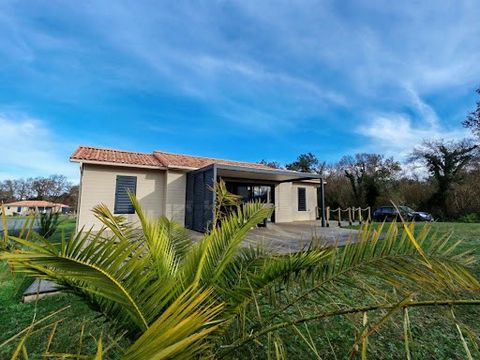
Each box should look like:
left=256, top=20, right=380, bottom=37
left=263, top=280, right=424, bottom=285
left=2, top=231, right=151, bottom=332
left=3, top=187, right=480, bottom=359
left=124, top=287, right=223, bottom=360
left=182, top=201, right=273, bottom=288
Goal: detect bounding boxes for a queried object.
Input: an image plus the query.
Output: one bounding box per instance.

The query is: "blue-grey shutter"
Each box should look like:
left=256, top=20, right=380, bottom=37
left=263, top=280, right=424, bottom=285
left=193, top=172, right=205, bottom=231
left=298, top=187, right=306, bottom=211
left=114, top=175, right=137, bottom=214
left=185, top=166, right=215, bottom=232
left=185, top=172, right=194, bottom=229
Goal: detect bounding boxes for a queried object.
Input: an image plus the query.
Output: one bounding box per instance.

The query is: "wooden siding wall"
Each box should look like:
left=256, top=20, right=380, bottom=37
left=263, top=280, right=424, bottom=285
left=77, top=164, right=166, bottom=230
left=275, top=182, right=318, bottom=222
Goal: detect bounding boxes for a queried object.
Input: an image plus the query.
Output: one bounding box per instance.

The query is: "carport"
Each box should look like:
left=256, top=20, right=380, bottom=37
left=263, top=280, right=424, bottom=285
left=184, top=163, right=326, bottom=232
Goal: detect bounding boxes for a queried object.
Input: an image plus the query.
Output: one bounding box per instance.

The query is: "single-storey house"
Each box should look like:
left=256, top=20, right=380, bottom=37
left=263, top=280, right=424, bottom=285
left=1, top=200, right=71, bottom=216
left=70, top=146, right=326, bottom=232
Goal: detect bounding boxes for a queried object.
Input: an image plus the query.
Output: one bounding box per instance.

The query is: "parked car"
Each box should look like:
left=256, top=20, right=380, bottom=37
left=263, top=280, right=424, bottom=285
left=372, top=206, right=434, bottom=222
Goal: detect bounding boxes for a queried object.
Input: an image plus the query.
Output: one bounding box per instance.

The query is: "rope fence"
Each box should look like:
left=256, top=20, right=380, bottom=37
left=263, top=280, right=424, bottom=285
left=321, top=206, right=371, bottom=227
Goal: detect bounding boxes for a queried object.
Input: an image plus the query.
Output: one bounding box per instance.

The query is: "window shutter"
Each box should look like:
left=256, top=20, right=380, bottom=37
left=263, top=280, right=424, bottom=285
left=114, top=175, right=137, bottom=214
left=298, top=187, right=306, bottom=211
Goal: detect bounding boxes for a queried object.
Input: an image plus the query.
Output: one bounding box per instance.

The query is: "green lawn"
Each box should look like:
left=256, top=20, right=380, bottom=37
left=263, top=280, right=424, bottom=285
left=1, top=221, right=480, bottom=358
left=0, top=217, right=125, bottom=359
left=228, top=222, right=480, bottom=359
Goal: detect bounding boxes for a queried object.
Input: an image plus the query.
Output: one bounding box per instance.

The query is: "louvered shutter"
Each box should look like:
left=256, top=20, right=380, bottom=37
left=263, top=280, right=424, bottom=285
left=114, top=175, right=137, bottom=214
left=298, top=187, right=306, bottom=211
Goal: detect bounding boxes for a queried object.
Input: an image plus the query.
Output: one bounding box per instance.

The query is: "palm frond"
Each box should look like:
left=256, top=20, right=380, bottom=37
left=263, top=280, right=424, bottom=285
left=212, top=179, right=242, bottom=227
left=0, top=227, right=178, bottom=333
left=182, top=201, right=273, bottom=288
left=92, top=203, right=137, bottom=242
left=221, top=247, right=333, bottom=311
left=3, top=190, right=480, bottom=360
left=126, top=195, right=191, bottom=279
left=1, top=204, right=8, bottom=250
left=267, top=221, right=480, bottom=320
left=37, top=211, right=63, bottom=239
left=123, top=287, right=223, bottom=360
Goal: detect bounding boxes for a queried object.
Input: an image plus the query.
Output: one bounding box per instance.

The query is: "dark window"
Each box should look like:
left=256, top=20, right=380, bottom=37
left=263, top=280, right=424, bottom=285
left=383, top=207, right=395, bottom=215
left=114, top=175, right=137, bottom=214
left=17, top=207, right=21, bottom=212
left=298, top=187, right=306, bottom=211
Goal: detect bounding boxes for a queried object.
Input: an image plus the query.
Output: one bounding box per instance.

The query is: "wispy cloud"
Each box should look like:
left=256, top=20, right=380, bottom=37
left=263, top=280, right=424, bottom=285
left=0, top=1, right=478, bottom=166
left=357, top=88, right=471, bottom=160
left=0, top=113, right=78, bottom=181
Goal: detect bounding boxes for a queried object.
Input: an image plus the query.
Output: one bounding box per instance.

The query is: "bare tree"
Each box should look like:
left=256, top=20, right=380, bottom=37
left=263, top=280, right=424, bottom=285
left=338, top=153, right=401, bottom=207
left=463, top=87, right=480, bottom=139
left=31, top=175, right=71, bottom=201
left=0, top=180, right=16, bottom=203
left=14, top=178, right=34, bottom=200
left=258, top=159, right=282, bottom=169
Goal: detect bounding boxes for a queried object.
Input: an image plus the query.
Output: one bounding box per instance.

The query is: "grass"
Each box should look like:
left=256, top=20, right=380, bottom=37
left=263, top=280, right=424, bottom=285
left=0, top=217, right=125, bottom=359
left=347, top=222, right=480, bottom=268
left=1, top=221, right=480, bottom=358
left=227, top=222, right=480, bottom=359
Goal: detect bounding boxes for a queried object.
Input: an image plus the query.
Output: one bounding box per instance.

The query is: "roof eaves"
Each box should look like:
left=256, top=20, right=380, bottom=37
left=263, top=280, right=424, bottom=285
left=69, top=158, right=167, bottom=170
left=214, top=163, right=322, bottom=177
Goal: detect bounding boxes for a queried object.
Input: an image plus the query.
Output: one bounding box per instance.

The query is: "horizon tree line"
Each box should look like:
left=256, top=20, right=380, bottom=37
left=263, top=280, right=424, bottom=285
left=2, top=87, right=480, bottom=220
left=260, top=86, right=480, bottom=220
left=0, top=174, right=78, bottom=208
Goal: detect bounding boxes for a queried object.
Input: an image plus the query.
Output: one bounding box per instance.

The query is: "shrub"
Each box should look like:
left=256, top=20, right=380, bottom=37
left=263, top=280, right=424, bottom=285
left=457, top=213, right=480, bottom=223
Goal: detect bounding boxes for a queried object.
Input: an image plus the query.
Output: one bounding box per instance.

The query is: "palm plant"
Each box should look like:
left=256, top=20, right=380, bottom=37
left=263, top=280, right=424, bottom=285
left=37, top=211, right=63, bottom=239
left=2, top=187, right=480, bottom=359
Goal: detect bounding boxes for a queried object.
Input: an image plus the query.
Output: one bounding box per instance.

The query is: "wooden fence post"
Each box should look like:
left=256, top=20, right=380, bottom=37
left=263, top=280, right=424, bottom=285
left=337, top=208, right=341, bottom=227
left=367, top=207, right=371, bottom=223
left=348, top=207, right=352, bottom=226
left=326, top=206, right=330, bottom=227
left=358, top=207, right=362, bottom=224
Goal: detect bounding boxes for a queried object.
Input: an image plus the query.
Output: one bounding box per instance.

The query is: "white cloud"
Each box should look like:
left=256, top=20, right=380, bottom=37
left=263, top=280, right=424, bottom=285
left=0, top=1, right=478, bottom=155
left=358, top=112, right=470, bottom=161
left=0, top=113, right=78, bottom=181
left=357, top=86, right=472, bottom=162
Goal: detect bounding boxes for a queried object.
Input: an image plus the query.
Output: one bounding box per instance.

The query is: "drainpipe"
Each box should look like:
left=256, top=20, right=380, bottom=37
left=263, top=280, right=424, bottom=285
left=320, top=178, right=326, bottom=228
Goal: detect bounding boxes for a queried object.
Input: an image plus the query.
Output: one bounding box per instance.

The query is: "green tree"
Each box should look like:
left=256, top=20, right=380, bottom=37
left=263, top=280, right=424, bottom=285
left=409, top=139, right=478, bottom=218
left=286, top=153, right=324, bottom=173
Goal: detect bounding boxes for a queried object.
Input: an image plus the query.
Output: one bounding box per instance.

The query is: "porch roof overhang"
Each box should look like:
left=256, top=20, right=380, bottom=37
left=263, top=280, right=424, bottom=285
left=202, top=163, right=323, bottom=183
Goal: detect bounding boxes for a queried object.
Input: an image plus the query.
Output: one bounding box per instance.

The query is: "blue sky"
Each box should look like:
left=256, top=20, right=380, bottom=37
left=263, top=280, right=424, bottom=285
left=0, top=0, right=479, bottom=182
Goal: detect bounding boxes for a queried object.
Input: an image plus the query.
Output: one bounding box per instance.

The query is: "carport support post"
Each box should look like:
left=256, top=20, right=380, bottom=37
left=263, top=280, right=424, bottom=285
left=320, top=178, right=326, bottom=228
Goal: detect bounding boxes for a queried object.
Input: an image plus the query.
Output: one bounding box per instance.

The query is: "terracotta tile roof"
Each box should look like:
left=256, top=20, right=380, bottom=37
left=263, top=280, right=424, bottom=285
left=70, top=146, right=276, bottom=170
left=4, top=200, right=69, bottom=208
left=153, top=151, right=275, bottom=170
left=70, top=146, right=164, bottom=167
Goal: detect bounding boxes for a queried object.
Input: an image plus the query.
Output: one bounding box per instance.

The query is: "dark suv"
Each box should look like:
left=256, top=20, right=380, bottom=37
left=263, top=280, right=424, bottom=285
left=372, top=206, right=433, bottom=222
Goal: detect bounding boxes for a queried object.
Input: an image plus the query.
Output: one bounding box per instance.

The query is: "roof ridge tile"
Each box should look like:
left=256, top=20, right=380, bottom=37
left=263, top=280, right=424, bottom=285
left=71, top=146, right=276, bottom=170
